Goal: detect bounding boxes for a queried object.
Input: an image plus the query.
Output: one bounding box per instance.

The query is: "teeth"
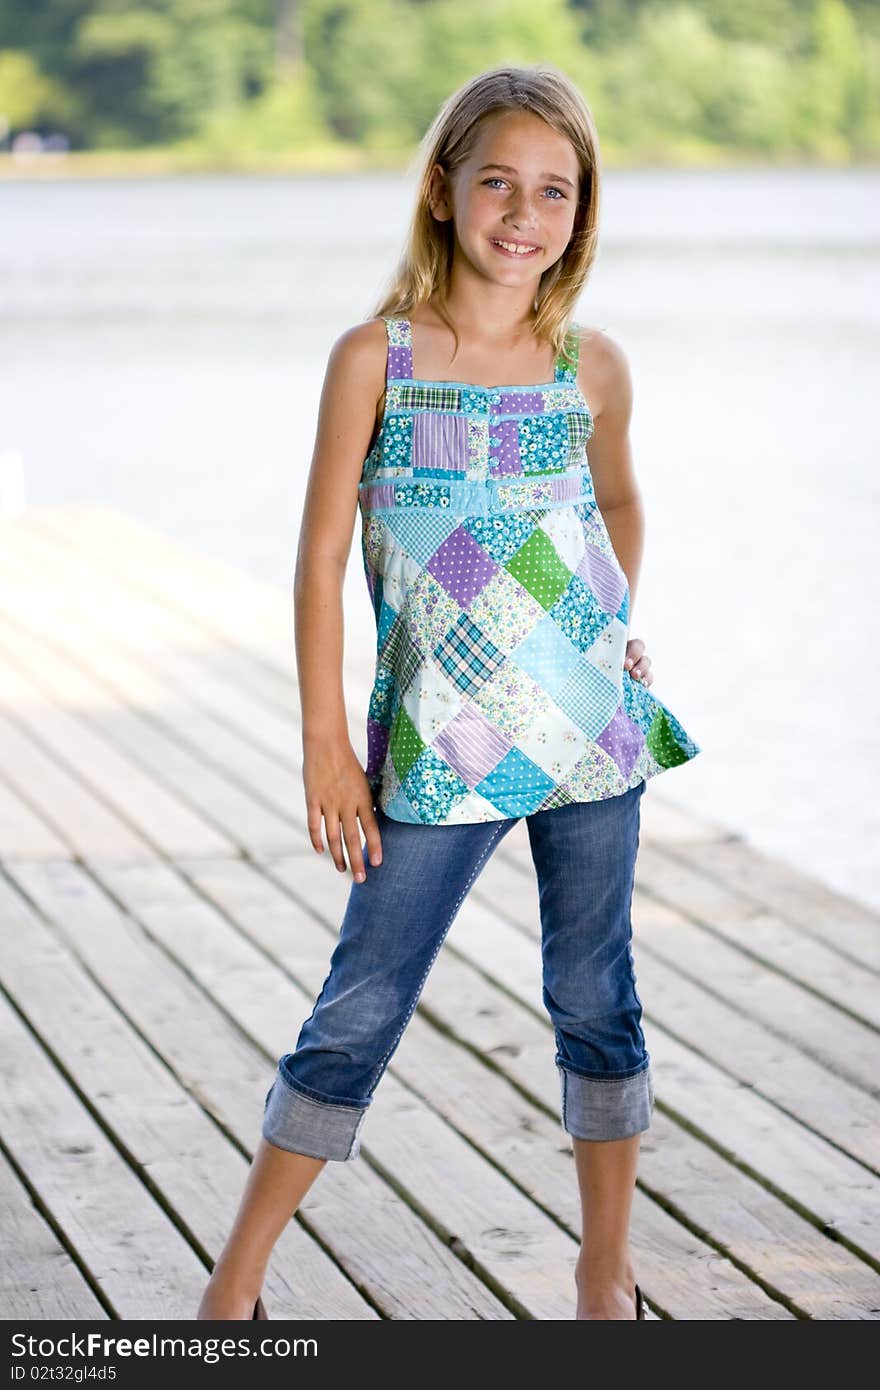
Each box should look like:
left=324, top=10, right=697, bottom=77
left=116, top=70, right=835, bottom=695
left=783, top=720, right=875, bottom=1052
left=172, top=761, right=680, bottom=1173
left=493, top=239, right=538, bottom=255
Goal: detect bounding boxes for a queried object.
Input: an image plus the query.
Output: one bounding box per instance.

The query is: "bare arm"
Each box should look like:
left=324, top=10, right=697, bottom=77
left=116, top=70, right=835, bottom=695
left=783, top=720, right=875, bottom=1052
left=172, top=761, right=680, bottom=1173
left=579, top=329, right=653, bottom=686
left=294, top=318, right=387, bottom=877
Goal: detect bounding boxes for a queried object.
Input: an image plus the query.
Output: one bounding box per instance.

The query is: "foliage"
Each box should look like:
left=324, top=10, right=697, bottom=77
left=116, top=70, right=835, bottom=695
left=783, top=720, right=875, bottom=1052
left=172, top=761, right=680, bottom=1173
left=0, top=0, right=877, bottom=163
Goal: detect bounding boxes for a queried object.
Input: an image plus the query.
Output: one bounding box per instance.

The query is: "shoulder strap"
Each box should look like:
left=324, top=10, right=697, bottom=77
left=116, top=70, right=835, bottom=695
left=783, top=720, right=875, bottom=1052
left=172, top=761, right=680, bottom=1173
left=382, top=316, right=413, bottom=383
left=554, top=322, right=580, bottom=382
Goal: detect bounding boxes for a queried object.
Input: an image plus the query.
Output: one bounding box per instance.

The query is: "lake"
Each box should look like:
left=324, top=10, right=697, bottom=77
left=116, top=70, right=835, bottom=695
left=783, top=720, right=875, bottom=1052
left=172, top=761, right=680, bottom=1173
left=2, top=168, right=877, bottom=908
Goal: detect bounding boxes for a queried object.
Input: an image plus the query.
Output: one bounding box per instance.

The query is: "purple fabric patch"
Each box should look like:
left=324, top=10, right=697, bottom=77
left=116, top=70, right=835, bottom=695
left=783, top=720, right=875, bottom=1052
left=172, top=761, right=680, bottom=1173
left=413, top=411, right=469, bottom=473
left=387, top=343, right=413, bottom=380
left=489, top=418, right=522, bottom=477
left=360, top=482, right=397, bottom=511
left=597, top=705, right=644, bottom=779
left=433, top=704, right=511, bottom=787
left=366, top=718, right=390, bottom=781
left=495, top=390, right=545, bottom=415
left=577, top=543, right=627, bottom=615
left=427, top=526, right=499, bottom=605
left=549, top=475, right=583, bottom=503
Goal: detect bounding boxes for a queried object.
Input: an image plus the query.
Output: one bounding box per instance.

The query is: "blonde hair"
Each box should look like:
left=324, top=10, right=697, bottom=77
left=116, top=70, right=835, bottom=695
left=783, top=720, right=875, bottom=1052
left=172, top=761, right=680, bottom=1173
left=370, top=63, right=602, bottom=365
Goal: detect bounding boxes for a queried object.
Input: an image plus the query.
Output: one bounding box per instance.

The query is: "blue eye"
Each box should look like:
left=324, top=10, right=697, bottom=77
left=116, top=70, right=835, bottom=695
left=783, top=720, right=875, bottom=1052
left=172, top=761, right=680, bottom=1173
left=483, top=178, right=566, bottom=200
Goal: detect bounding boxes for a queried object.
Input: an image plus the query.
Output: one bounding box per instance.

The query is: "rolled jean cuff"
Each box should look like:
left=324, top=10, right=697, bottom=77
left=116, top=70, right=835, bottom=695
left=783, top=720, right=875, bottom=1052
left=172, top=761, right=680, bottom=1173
left=558, top=1060, right=654, bottom=1141
left=262, top=1065, right=370, bottom=1161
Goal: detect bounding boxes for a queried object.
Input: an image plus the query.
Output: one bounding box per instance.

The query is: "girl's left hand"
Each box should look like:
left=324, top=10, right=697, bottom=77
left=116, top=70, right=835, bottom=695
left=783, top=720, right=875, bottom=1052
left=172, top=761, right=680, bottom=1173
left=625, top=637, right=653, bottom=687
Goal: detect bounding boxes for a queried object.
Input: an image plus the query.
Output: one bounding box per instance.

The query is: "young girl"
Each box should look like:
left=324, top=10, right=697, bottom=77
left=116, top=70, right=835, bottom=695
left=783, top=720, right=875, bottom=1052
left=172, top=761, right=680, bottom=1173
left=198, top=63, right=700, bottom=1323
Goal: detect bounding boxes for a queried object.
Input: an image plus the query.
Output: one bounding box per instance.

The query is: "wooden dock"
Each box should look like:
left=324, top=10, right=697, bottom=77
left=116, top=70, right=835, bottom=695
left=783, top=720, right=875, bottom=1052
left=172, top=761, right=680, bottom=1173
left=1, top=502, right=878, bottom=1321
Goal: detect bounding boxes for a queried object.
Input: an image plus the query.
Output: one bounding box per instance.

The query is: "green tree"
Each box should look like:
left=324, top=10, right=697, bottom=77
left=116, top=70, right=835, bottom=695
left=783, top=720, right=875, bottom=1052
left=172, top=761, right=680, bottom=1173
left=0, top=47, right=77, bottom=130
left=791, top=0, right=875, bottom=156
left=0, top=0, right=877, bottom=161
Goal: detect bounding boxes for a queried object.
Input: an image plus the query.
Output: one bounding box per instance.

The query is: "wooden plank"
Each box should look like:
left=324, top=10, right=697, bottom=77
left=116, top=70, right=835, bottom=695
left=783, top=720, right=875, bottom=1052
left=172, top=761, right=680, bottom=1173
left=424, top=881, right=880, bottom=1267
left=0, top=574, right=307, bottom=852
left=0, top=642, right=233, bottom=863
left=0, top=992, right=210, bottom=1320
left=0, top=511, right=301, bottom=717
left=0, top=1150, right=108, bottom=1321
left=632, top=894, right=880, bottom=1104
left=0, top=708, right=148, bottom=862
left=470, top=859, right=880, bottom=1166
left=144, top=853, right=797, bottom=1319
left=481, top=833, right=880, bottom=1096
left=0, top=775, right=71, bottom=861
left=5, top=858, right=515, bottom=1321
left=82, top=858, right=605, bottom=1321
left=0, top=523, right=360, bottom=761
left=679, top=836, right=880, bottom=974
left=0, top=874, right=378, bottom=1321
left=191, top=848, right=878, bottom=1319
left=0, top=616, right=292, bottom=860
left=637, top=791, right=737, bottom=848
left=635, top=841, right=880, bottom=1018
left=1, top=505, right=873, bottom=1317
left=636, top=923, right=880, bottom=1166
left=16, top=504, right=308, bottom=672
left=266, top=851, right=880, bottom=1316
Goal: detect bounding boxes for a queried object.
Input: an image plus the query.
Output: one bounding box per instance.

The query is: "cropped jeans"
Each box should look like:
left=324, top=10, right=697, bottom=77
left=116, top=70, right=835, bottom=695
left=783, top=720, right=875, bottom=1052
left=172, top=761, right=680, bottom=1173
left=262, top=779, right=653, bottom=1160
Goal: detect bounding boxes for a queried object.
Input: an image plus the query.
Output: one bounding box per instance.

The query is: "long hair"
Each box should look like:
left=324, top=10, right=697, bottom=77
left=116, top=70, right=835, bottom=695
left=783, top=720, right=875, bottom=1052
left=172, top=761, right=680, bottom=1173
left=370, top=64, right=602, bottom=364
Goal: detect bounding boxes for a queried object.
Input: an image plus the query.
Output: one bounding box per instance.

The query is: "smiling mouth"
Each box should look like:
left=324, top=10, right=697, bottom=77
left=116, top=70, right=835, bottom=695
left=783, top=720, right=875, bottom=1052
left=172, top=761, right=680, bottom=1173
left=490, top=238, right=542, bottom=258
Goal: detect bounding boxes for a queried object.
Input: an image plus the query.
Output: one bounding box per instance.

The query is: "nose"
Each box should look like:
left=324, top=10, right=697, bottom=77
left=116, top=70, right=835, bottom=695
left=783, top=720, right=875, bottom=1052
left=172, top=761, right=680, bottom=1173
left=505, top=194, right=539, bottom=232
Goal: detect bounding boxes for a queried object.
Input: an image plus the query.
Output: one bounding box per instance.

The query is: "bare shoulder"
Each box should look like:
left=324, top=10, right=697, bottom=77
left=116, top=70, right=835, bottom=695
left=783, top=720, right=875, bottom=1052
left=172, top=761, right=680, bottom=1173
left=327, top=316, right=388, bottom=391
left=316, top=317, right=390, bottom=458
left=575, top=325, right=633, bottom=422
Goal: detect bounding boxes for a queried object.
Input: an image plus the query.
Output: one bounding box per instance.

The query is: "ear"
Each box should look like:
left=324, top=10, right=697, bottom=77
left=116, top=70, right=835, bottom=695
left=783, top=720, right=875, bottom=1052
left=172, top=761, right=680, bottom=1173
left=427, top=162, right=453, bottom=221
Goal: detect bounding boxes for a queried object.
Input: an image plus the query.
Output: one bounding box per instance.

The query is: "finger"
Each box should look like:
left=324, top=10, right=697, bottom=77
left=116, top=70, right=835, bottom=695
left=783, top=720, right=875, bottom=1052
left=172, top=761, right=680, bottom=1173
left=624, top=639, right=645, bottom=670
left=341, top=813, right=367, bottom=883
left=632, top=658, right=653, bottom=682
left=324, top=813, right=347, bottom=873
left=359, top=806, right=384, bottom=868
left=307, top=800, right=326, bottom=854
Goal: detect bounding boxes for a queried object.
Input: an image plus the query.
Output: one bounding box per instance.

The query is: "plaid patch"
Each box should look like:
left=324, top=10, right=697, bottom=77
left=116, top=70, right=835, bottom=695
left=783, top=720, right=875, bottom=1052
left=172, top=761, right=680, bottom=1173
left=388, top=384, right=461, bottom=413
left=553, top=659, right=621, bottom=739
left=380, top=613, right=422, bottom=692
left=433, top=613, right=506, bottom=695
left=567, top=408, right=594, bottom=459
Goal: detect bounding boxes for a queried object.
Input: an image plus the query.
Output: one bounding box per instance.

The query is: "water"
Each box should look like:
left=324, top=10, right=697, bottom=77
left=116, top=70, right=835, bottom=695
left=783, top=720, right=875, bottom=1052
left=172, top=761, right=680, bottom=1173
left=2, top=169, right=878, bottom=909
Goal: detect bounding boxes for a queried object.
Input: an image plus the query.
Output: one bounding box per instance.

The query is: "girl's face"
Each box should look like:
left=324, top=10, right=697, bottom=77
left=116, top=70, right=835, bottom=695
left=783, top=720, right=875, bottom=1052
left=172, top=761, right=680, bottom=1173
left=430, top=110, right=581, bottom=287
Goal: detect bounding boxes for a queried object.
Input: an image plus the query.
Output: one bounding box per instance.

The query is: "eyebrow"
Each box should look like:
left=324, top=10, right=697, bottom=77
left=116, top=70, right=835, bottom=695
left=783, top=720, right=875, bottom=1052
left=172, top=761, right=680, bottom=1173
left=477, top=162, right=576, bottom=189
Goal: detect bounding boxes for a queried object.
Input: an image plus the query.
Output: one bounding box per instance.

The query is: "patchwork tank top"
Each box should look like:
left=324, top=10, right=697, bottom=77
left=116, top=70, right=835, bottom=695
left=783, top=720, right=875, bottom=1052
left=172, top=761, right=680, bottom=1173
left=357, top=315, right=701, bottom=825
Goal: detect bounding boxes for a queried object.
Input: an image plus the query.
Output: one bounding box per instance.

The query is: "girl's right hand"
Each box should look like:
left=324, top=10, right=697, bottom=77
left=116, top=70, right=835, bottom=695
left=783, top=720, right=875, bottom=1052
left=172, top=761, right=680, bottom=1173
left=303, top=742, right=383, bottom=883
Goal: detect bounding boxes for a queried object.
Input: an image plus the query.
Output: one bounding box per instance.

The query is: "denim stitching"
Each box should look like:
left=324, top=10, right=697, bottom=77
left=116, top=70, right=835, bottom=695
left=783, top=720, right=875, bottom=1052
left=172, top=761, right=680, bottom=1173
left=363, top=818, right=511, bottom=1099
left=556, top=1056, right=651, bottom=1084
left=272, top=1066, right=369, bottom=1114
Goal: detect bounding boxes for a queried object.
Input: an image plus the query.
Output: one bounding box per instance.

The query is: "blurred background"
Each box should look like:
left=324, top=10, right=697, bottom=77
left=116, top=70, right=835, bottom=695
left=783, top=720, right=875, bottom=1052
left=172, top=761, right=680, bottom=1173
left=2, top=0, right=878, bottom=906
